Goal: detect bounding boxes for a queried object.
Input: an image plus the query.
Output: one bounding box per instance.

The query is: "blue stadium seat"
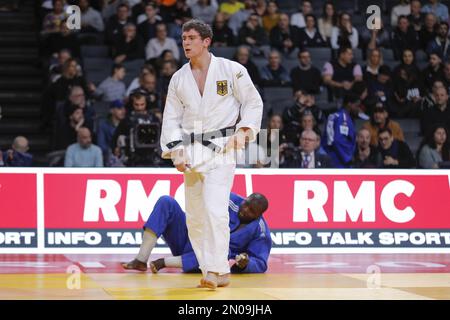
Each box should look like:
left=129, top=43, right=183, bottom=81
left=93, top=101, right=111, bottom=118
left=85, top=69, right=110, bottom=85
left=83, top=57, right=113, bottom=71
left=81, top=45, right=110, bottom=58
left=123, top=59, right=145, bottom=72
left=381, top=48, right=395, bottom=61
left=263, top=87, right=293, bottom=103
left=283, top=58, right=299, bottom=73
left=416, top=50, right=428, bottom=62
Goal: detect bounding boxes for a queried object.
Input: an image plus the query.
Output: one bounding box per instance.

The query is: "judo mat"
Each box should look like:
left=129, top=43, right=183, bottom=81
left=0, top=253, right=449, bottom=300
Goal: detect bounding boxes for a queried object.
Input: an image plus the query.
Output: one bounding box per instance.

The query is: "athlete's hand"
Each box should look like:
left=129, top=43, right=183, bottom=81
left=171, top=148, right=189, bottom=172
left=225, top=128, right=250, bottom=152
left=235, top=253, right=249, bottom=269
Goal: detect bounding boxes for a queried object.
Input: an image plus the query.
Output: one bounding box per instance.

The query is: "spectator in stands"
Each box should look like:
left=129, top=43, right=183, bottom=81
left=79, top=0, right=104, bottom=33
left=260, top=50, right=290, bottom=87
left=421, top=52, right=445, bottom=93
left=112, top=92, right=161, bottom=167
left=254, top=0, right=266, bottom=17
left=145, top=23, right=179, bottom=62
left=360, top=19, right=390, bottom=52
left=418, top=124, right=450, bottom=168
left=284, top=108, right=322, bottom=147
left=443, top=62, right=450, bottom=92
left=168, top=0, right=192, bottom=26
left=290, top=0, right=313, bottom=29
left=421, top=86, right=450, bottom=135
left=298, top=14, right=327, bottom=48
left=212, top=12, right=235, bottom=46
left=233, top=45, right=262, bottom=88
left=269, top=13, right=300, bottom=56
left=228, top=0, right=254, bottom=36
left=330, top=12, right=358, bottom=50
left=362, top=101, right=405, bottom=146
left=321, top=93, right=360, bottom=168
left=290, top=49, right=322, bottom=95
left=352, top=128, right=380, bottom=168
left=157, top=0, right=177, bottom=23
left=363, top=48, right=384, bottom=83
left=126, top=64, right=156, bottom=96
left=41, top=0, right=67, bottom=34
left=192, top=0, right=219, bottom=25
left=393, top=48, right=422, bottom=81
left=408, top=0, right=425, bottom=32
left=49, top=49, right=73, bottom=83
left=43, top=17, right=81, bottom=58
left=283, top=90, right=324, bottom=135
left=65, top=127, right=103, bottom=167
left=137, top=2, right=162, bottom=42
left=391, top=15, right=420, bottom=60
left=262, top=1, right=280, bottom=34
left=91, top=63, right=126, bottom=102
left=101, top=0, right=122, bottom=21
left=62, top=86, right=96, bottom=130
left=281, top=129, right=332, bottom=168
left=157, top=60, right=178, bottom=107
left=419, top=13, right=437, bottom=50
left=219, top=0, right=244, bottom=21
left=391, top=0, right=411, bottom=27
left=421, top=79, right=444, bottom=114
left=105, top=2, right=133, bottom=44
left=154, top=49, right=179, bottom=73
left=112, top=22, right=145, bottom=63
left=97, top=99, right=126, bottom=165
left=322, top=46, right=363, bottom=100
left=392, top=64, right=424, bottom=118
left=426, top=21, right=450, bottom=61
left=377, top=128, right=415, bottom=168
left=367, top=65, right=394, bottom=110
left=422, top=0, right=449, bottom=22
left=129, top=73, right=161, bottom=118
left=317, top=1, right=337, bottom=43
left=1, top=136, right=33, bottom=167
left=351, top=81, right=374, bottom=118
left=238, top=13, right=269, bottom=55
left=55, top=105, right=89, bottom=150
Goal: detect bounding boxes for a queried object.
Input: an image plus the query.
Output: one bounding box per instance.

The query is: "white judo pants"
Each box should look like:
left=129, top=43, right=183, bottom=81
left=183, top=163, right=235, bottom=276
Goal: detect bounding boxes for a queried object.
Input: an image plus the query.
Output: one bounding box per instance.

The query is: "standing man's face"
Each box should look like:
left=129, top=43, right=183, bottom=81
left=182, top=29, right=210, bottom=59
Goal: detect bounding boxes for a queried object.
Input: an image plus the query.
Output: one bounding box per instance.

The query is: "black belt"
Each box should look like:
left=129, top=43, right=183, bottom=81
left=166, top=126, right=236, bottom=153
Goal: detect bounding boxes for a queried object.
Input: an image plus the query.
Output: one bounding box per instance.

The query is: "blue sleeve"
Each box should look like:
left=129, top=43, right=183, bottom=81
left=96, top=122, right=109, bottom=154
left=330, top=115, right=355, bottom=165
left=181, top=251, right=200, bottom=273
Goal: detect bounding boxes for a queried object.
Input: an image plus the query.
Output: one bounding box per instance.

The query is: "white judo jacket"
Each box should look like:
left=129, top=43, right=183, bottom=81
left=160, top=54, right=263, bottom=171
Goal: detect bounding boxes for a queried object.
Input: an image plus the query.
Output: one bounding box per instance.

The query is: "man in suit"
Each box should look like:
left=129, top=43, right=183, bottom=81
left=281, top=129, right=334, bottom=168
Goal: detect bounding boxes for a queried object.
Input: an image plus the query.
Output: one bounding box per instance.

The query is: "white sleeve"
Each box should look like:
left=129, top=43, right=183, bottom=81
left=232, top=63, right=263, bottom=142
left=350, top=28, right=359, bottom=49
left=160, top=74, right=185, bottom=159
left=330, top=27, right=339, bottom=49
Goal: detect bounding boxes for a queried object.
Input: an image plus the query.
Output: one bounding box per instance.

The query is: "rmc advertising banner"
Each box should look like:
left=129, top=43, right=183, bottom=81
left=0, top=168, right=449, bottom=253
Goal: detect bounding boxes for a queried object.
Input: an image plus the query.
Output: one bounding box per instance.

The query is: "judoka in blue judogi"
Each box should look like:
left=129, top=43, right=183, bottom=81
left=122, top=192, right=271, bottom=276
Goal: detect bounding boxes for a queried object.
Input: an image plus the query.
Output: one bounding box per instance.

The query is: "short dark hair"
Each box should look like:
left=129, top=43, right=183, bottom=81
left=182, top=19, right=213, bottom=41
left=112, top=63, right=124, bottom=75
left=379, top=65, right=391, bottom=76
left=338, top=45, right=352, bottom=57
left=378, top=127, right=393, bottom=136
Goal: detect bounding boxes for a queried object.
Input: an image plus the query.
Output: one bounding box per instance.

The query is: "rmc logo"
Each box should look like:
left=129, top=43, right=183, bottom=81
left=66, top=5, right=81, bottom=30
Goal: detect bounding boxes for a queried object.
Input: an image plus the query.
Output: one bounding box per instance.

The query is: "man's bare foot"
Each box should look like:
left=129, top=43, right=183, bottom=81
left=149, top=258, right=165, bottom=274
left=217, top=274, right=230, bottom=287
left=199, top=272, right=218, bottom=290
left=121, top=259, right=147, bottom=271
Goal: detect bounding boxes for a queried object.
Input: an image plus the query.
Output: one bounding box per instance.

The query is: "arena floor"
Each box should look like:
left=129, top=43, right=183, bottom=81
left=0, top=254, right=449, bottom=300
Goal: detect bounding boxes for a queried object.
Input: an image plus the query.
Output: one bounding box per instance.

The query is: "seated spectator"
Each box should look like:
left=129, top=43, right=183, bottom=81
left=322, top=46, right=363, bottom=100
left=421, top=52, right=445, bottom=93
left=391, top=15, right=420, bottom=60
left=377, top=128, right=415, bottom=168
left=367, top=65, right=394, bottom=110
left=393, top=48, right=422, bottom=82
left=219, top=0, right=244, bottom=21
left=228, top=0, right=253, bottom=37
left=254, top=0, right=266, bottom=17
left=351, top=81, right=375, bottom=118
left=362, top=102, right=405, bottom=146
left=48, top=49, right=73, bottom=83
left=269, top=13, right=300, bottom=56
left=426, top=21, right=450, bottom=61
left=262, top=1, right=280, bottom=34
left=321, top=93, right=361, bottom=168
left=145, top=23, right=179, bottom=62
left=421, top=80, right=445, bottom=114
left=154, top=49, right=180, bottom=74
left=41, top=0, right=67, bottom=35
left=105, top=2, right=133, bottom=44
left=65, top=128, right=103, bottom=167
left=281, top=129, right=333, bottom=168
left=129, top=73, right=161, bottom=118
left=421, top=86, right=450, bottom=135
left=298, top=14, right=327, bottom=48
left=79, top=0, right=104, bottom=33
left=137, top=2, right=162, bottom=42
left=112, top=23, right=145, bottom=63
left=284, top=109, right=322, bottom=147
left=62, top=85, right=96, bottom=130
left=1, top=136, right=33, bottom=167
left=408, top=0, right=425, bottom=32
left=391, top=0, right=411, bottom=27
left=418, top=124, right=450, bottom=168
left=238, top=13, right=270, bottom=56
left=283, top=90, right=324, bottom=134
left=352, top=128, right=380, bottom=168
left=290, top=49, right=322, bottom=95
left=55, top=105, right=88, bottom=150
left=126, top=64, right=156, bottom=97
left=233, top=45, right=262, bottom=88
left=422, top=0, right=449, bottom=22
left=212, top=12, right=235, bottom=47
left=260, top=50, right=290, bottom=87
left=290, top=0, right=313, bottom=29
left=43, top=17, right=81, bottom=58
left=192, top=0, right=218, bottom=25
left=360, top=20, right=390, bottom=52
left=392, top=65, right=424, bottom=118
left=419, top=13, right=437, bottom=51
left=330, top=12, right=358, bottom=49
left=317, top=1, right=337, bottom=43
left=91, top=63, right=127, bottom=102
left=363, top=48, right=384, bottom=83
left=97, top=100, right=127, bottom=166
